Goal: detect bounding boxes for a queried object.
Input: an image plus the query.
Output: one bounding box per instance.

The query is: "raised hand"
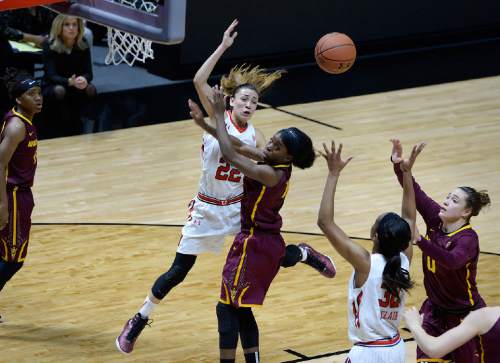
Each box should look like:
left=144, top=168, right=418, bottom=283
left=188, top=99, right=206, bottom=128
left=320, top=141, right=353, bottom=175
left=210, top=85, right=226, bottom=120
left=221, top=19, right=238, bottom=49
left=400, top=142, right=426, bottom=172
left=390, top=138, right=403, bottom=163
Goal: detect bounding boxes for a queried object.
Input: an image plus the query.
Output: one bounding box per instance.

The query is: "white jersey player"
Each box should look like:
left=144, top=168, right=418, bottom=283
left=317, top=141, right=425, bottom=363
left=117, top=19, right=336, bottom=355
left=178, top=111, right=257, bottom=255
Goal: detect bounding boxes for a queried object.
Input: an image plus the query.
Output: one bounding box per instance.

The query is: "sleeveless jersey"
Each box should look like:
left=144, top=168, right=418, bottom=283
left=1, top=108, right=38, bottom=188
left=198, top=111, right=256, bottom=201
left=240, top=164, right=291, bottom=234
left=348, top=253, right=409, bottom=343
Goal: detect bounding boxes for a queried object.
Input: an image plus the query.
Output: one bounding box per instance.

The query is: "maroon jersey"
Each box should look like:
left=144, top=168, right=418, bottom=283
left=394, top=164, right=485, bottom=312
left=240, top=164, right=292, bottom=234
left=1, top=108, right=38, bottom=187
left=220, top=164, right=291, bottom=307
left=482, top=318, right=500, bottom=363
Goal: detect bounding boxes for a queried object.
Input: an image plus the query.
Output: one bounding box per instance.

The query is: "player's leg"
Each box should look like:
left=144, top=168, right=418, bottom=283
left=281, top=243, right=336, bottom=278
left=116, top=252, right=197, bottom=354
left=217, top=302, right=240, bottom=363
left=0, top=260, right=23, bottom=292
left=237, top=307, right=259, bottom=363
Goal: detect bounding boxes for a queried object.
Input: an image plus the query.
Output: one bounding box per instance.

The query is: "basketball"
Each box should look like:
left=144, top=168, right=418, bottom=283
left=315, top=32, right=356, bottom=74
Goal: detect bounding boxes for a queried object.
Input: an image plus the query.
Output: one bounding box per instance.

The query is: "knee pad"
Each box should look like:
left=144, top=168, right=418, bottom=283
left=237, top=308, right=259, bottom=348
left=151, top=263, right=191, bottom=299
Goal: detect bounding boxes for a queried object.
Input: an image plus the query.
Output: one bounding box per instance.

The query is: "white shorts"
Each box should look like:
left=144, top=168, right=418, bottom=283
left=177, top=196, right=241, bottom=255
left=346, top=337, right=405, bottom=363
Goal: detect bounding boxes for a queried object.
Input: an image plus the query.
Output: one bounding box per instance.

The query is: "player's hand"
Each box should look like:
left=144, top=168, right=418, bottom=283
left=400, top=142, right=426, bottom=172
left=74, top=76, right=88, bottom=90
left=211, top=85, right=226, bottom=121
left=188, top=99, right=207, bottom=128
left=221, top=19, right=238, bottom=49
left=320, top=140, right=353, bottom=176
left=390, top=139, right=403, bottom=164
left=403, top=307, right=423, bottom=331
left=0, top=203, right=8, bottom=230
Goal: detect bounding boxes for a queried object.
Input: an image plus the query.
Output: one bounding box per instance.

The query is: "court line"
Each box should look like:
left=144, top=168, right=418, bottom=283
left=281, top=338, right=415, bottom=362
left=258, top=102, right=342, bottom=130
left=31, top=222, right=500, bottom=256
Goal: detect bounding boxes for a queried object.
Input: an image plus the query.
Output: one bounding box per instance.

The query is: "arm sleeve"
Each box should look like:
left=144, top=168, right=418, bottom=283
left=393, top=162, right=441, bottom=229
left=417, top=234, right=478, bottom=269
left=42, top=42, right=69, bottom=86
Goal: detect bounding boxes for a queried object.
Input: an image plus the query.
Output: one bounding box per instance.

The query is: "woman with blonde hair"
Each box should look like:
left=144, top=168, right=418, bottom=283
left=116, top=20, right=335, bottom=356
left=42, top=14, right=96, bottom=137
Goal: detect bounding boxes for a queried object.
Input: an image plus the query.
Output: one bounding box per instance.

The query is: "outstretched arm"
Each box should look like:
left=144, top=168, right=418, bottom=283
left=399, top=142, right=426, bottom=262
left=197, top=88, right=281, bottom=186
left=317, top=141, right=370, bottom=285
left=391, top=139, right=441, bottom=230
left=188, top=99, right=265, bottom=162
left=404, top=307, right=481, bottom=358
left=193, top=19, right=238, bottom=121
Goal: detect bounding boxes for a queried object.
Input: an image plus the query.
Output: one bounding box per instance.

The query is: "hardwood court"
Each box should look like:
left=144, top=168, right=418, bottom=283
left=1, top=76, right=499, bottom=362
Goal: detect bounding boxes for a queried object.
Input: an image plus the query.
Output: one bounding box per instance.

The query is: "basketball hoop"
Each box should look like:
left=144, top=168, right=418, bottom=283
left=104, top=0, right=158, bottom=66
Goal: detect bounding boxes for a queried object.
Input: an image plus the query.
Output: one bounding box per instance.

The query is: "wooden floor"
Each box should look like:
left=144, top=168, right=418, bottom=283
left=1, top=76, right=500, bottom=362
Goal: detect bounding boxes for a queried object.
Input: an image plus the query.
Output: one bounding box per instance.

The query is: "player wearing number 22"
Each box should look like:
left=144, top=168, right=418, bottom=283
left=390, top=139, right=491, bottom=363
left=317, top=140, right=425, bottom=363
left=116, top=19, right=335, bottom=355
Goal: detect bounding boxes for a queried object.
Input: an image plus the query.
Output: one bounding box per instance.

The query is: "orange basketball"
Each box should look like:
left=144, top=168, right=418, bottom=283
left=315, top=32, right=356, bottom=74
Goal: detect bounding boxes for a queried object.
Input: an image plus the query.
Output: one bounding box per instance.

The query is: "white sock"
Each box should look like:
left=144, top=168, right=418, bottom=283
left=299, top=246, right=308, bottom=262
left=138, top=296, right=157, bottom=318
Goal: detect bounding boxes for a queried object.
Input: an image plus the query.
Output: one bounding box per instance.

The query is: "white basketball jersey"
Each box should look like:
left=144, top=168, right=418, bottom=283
left=198, top=111, right=256, bottom=200
left=347, top=253, right=409, bottom=343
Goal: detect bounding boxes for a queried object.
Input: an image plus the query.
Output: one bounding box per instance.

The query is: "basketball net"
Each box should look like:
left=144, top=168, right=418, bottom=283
left=105, top=0, right=157, bottom=66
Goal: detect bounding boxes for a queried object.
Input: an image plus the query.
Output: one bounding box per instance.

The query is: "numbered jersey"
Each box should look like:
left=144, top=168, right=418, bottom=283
left=348, top=253, right=409, bottom=343
left=198, top=111, right=256, bottom=200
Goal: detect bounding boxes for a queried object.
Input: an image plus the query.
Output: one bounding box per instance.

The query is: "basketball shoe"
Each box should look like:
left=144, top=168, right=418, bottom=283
left=116, top=313, right=151, bottom=354
left=298, top=243, right=336, bottom=278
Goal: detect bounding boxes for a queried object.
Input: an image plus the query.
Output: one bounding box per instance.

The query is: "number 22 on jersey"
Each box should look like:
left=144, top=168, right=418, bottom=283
left=215, top=157, right=242, bottom=183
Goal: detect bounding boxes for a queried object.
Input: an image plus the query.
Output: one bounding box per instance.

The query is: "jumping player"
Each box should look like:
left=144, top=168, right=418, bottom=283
left=404, top=306, right=500, bottom=362
left=317, top=140, right=424, bottom=363
left=200, top=86, right=318, bottom=362
left=0, top=74, right=41, bottom=321
left=116, top=20, right=335, bottom=354
left=391, top=139, right=491, bottom=363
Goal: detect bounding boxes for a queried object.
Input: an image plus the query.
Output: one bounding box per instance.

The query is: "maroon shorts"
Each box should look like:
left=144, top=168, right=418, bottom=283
left=417, top=298, right=484, bottom=363
left=220, top=230, right=285, bottom=308
left=0, top=186, right=34, bottom=263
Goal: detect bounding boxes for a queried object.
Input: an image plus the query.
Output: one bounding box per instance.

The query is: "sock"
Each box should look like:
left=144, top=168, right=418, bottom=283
left=244, top=352, right=260, bottom=363
left=299, top=246, right=307, bottom=262
left=138, top=296, right=157, bottom=318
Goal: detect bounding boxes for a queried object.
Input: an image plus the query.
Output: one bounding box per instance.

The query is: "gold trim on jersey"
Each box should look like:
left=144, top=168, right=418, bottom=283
left=272, top=164, right=291, bottom=169
left=219, top=282, right=230, bottom=305
left=11, top=108, right=33, bottom=126
left=465, top=262, right=475, bottom=306
left=11, top=186, right=18, bottom=259
left=446, top=224, right=471, bottom=237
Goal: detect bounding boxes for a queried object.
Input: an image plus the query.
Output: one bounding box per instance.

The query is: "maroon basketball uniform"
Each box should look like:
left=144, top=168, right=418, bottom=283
left=481, top=317, right=500, bottom=363
left=0, top=108, right=37, bottom=263
left=394, top=164, right=485, bottom=363
left=220, top=164, right=291, bottom=307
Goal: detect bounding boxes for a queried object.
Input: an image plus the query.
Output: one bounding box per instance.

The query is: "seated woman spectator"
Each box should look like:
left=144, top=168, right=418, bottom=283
left=42, top=14, right=96, bottom=137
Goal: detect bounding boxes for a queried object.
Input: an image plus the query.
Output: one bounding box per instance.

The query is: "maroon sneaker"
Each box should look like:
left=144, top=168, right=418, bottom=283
left=298, top=243, right=336, bottom=278
left=116, top=313, right=151, bottom=354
